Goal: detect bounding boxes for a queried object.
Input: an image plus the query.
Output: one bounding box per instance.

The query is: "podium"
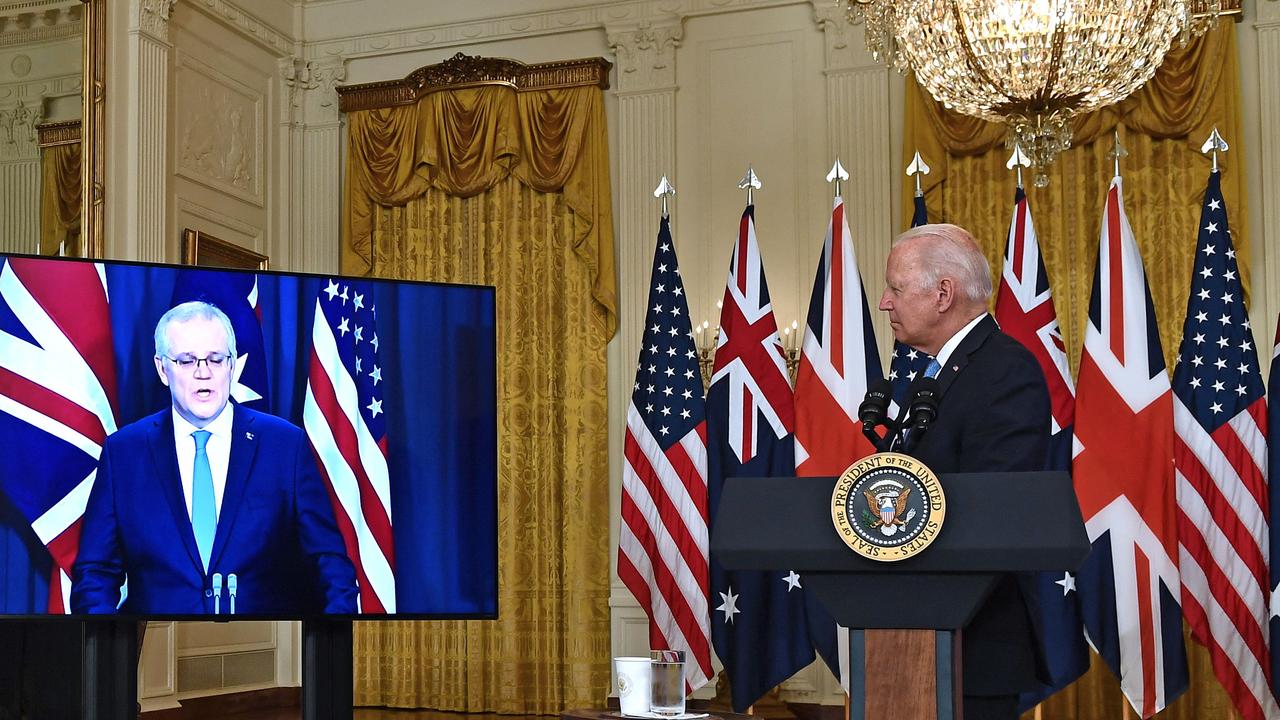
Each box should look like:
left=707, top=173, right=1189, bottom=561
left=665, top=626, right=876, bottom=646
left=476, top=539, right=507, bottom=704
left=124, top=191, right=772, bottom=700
left=709, top=471, right=1089, bottom=720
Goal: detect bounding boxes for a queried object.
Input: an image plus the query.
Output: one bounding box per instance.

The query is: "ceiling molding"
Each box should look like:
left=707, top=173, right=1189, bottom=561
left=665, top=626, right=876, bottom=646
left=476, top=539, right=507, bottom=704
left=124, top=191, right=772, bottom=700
left=185, top=0, right=296, bottom=57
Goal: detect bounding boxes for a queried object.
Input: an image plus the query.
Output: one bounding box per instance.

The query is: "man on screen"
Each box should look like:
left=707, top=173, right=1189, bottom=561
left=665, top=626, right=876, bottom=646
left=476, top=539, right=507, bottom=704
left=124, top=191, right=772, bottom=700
left=71, top=301, right=358, bottom=615
left=877, top=224, right=1051, bottom=720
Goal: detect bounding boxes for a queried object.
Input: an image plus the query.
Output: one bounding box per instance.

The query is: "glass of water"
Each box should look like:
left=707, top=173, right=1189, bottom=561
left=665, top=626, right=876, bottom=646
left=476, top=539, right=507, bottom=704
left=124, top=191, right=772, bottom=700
left=649, top=649, right=685, bottom=717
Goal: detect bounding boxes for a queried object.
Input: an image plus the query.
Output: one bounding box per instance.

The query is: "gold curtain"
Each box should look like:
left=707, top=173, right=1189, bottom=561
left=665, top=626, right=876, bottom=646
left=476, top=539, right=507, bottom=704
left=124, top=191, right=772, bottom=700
left=39, top=142, right=81, bottom=257
left=904, top=20, right=1248, bottom=720
left=345, top=82, right=616, bottom=715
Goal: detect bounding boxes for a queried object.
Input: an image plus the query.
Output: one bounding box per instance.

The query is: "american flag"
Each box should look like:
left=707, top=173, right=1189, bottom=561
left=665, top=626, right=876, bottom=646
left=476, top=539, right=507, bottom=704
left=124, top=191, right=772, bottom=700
left=1073, top=176, right=1188, bottom=717
left=993, top=188, right=1088, bottom=711
left=1269, top=315, right=1280, bottom=697
left=1172, top=171, right=1278, bottom=720
left=302, top=278, right=396, bottom=613
left=708, top=205, right=813, bottom=712
left=888, top=193, right=935, bottom=410
left=793, top=195, right=882, bottom=683
left=617, top=216, right=713, bottom=692
left=0, top=257, right=119, bottom=612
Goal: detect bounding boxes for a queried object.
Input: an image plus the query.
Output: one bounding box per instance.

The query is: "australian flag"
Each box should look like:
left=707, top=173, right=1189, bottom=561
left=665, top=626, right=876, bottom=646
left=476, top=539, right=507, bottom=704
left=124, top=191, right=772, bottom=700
left=888, top=193, right=936, bottom=410
left=171, top=269, right=271, bottom=411
left=993, top=187, right=1088, bottom=711
left=707, top=205, right=813, bottom=711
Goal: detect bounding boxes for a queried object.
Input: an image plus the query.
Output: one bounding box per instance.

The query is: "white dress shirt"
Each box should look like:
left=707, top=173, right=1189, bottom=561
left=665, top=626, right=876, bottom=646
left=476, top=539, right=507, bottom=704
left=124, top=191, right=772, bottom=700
left=172, top=403, right=234, bottom=522
left=932, top=312, right=991, bottom=373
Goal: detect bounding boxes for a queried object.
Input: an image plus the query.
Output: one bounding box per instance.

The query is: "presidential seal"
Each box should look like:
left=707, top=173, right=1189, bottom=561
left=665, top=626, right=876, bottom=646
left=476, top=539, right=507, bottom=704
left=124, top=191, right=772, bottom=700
left=830, top=452, right=945, bottom=562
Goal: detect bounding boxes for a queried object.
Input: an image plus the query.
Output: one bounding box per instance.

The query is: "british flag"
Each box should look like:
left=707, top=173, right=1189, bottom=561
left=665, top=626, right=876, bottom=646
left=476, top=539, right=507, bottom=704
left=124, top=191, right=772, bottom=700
left=1172, top=170, right=1277, bottom=720
left=1073, top=176, right=1188, bottom=717
left=618, top=216, right=713, bottom=692
left=302, top=278, right=396, bottom=613
left=0, top=256, right=119, bottom=612
left=993, top=188, right=1088, bottom=710
left=793, top=195, right=882, bottom=683
left=707, top=205, right=813, bottom=711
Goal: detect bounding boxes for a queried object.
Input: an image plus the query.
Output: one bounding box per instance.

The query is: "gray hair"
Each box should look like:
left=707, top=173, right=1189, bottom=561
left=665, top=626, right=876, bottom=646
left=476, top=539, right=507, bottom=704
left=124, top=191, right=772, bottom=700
left=154, top=301, right=238, bottom=359
left=892, top=223, right=993, bottom=304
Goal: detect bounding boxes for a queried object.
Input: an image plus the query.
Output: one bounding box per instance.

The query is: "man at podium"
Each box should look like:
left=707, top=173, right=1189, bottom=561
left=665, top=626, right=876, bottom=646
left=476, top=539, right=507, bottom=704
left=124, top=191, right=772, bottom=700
left=877, top=223, right=1052, bottom=720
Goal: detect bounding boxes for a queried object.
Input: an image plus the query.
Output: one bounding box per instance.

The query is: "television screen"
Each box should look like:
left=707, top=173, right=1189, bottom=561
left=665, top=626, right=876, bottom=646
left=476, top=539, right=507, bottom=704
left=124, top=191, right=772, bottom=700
left=0, top=254, right=497, bottom=619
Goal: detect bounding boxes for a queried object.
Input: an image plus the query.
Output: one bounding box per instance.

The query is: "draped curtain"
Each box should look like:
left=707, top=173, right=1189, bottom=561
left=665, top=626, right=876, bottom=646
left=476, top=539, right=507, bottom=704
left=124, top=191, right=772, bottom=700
left=344, top=82, right=616, bottom=714
left=39, top=141, right=81, bottom=257
left=904, top=21, right=1248, bottom=720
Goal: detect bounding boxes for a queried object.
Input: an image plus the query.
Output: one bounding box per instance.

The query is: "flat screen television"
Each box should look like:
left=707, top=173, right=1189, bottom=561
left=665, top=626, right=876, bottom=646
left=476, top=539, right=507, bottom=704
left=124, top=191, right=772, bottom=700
left=0, top=254, right=497, bottom=619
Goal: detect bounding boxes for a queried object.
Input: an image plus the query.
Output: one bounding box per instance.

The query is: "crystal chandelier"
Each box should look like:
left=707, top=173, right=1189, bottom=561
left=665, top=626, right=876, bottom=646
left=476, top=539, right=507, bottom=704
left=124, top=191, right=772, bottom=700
left=849, top=0, right=1229, bottom=184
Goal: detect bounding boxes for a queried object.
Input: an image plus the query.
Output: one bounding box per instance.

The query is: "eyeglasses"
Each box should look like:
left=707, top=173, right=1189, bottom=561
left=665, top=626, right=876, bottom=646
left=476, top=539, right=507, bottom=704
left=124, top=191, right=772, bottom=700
left=162, top=353, right=232, bottom=371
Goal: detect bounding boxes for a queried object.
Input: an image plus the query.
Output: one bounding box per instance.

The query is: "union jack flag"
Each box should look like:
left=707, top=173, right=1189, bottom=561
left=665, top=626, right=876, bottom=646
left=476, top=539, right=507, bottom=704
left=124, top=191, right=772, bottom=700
left=888, top=194, right=935, bottom=410
left=1073, top=176, right=1188, bottom=717
left=1172, top=171, right=1277, bottom=720
left=707, top=205, right=813, bottom=711
left=793, top=195, right=882, bottom=683
left=993, top=188, right=1087, bottom=711
left=0, top=256, right=119, bottom=612
left=302, top=279, right=395, bottom=613
left=618, top=216, right=713, bottom=692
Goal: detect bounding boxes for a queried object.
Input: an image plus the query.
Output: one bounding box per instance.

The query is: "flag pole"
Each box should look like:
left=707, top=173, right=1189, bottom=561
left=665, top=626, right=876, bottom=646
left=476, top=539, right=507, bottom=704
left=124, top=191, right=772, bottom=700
left=738, top=165, right=761, bottom=205
left=1200, top=127, right=1229, bottom=174
left=906, top=150, right=930, bottom=198
left=654, top=175, right=676, bottom=219
left=1006, top=143, right=1030, bottom=190
left=1110, top=128, right=1128, bottom=179
left=826, top=158, right=849, bottom=198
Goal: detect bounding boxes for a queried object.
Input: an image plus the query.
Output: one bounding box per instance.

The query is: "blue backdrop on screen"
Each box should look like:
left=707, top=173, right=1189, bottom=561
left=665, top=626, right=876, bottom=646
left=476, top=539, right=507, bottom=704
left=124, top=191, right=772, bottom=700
left=0, top=256, right=497, bottom=617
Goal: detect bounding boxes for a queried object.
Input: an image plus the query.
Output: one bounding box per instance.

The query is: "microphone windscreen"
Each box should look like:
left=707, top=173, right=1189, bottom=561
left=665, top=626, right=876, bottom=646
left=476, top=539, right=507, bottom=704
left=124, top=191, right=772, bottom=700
left=858, top=378, right=894, bottom=424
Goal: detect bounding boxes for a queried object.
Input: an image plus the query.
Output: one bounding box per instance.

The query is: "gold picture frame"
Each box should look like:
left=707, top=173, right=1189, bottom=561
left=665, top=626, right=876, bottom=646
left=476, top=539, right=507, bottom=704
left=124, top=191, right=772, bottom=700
left=181, top=229, right=268, bottom=270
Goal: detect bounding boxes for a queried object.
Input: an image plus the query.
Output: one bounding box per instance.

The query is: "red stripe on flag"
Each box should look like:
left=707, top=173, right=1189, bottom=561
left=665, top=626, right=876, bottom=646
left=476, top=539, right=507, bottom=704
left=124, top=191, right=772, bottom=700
left=742, top=385, right=754, bottom=462
left=8, top=259, right=120, bottom=422
left=1179, top=591, right=1268, bottom=720
left=307, top=355, right=395, bottom=566
left=1134, top=547, right=1157, bottom=717
left=1174, top=439, right=1268, bottom=591
left=623, top=431, right=709, bottom=582
left=1106, top=187, right=1126, bottom=364
left=830, top=203, right=845, bottom=377
left=1012, top=199, right=1027, bottom=282
left=0, top=365, right=109, bottom=445
left=665, top=435, right=708, bottom=517
left=310, top=442, right=385, bottom=614
left=735, top=213, right=750, bottom=295
left=1209, top=421, right=1269, bottom=523
left=794, top=364, right=870, bottom=476
left=1177, top=506, right=1268, bottom=667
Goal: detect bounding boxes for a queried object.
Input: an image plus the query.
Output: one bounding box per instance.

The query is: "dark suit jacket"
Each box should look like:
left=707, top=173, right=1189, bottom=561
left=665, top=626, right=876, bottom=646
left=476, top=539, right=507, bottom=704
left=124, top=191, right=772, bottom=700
left=71, top=404, right=358, bottom=615
left=908, top=314, right=1052, bottom=696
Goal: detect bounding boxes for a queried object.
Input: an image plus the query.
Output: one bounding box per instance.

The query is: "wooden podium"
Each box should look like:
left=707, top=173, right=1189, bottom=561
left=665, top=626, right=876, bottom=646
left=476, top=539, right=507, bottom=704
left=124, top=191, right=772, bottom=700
left=709, top=472, right=1089, bottom=720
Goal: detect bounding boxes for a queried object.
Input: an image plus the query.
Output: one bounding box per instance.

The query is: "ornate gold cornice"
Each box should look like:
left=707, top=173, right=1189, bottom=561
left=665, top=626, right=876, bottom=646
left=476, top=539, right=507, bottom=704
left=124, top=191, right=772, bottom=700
left=336, top=52, right=612, bottom=113
left=36, top=118, right=80, bottom=147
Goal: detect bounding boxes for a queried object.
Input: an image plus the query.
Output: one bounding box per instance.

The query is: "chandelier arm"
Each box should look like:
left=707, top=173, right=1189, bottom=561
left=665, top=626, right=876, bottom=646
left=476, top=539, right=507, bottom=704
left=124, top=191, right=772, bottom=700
left=1036, top=23, right=1066, bottom=112
left=946, top=0, right=1004, bottom=110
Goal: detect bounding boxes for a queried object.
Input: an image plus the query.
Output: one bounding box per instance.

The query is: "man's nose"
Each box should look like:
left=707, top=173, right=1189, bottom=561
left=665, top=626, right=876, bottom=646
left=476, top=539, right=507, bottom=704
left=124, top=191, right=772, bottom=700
left=877, top=291, right=891, bottom=311
left=193, top=361, right=214, bottom=378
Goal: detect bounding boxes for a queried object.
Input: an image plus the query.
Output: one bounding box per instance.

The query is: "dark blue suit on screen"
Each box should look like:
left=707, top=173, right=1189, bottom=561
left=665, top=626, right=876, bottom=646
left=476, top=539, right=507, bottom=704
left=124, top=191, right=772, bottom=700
left=71, top=404, right=358, bottom=615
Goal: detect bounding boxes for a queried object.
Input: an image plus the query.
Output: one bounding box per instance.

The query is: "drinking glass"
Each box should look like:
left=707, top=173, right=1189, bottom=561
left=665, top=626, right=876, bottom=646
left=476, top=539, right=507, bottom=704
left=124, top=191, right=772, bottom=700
left=649, top=649, right=685, bottom=716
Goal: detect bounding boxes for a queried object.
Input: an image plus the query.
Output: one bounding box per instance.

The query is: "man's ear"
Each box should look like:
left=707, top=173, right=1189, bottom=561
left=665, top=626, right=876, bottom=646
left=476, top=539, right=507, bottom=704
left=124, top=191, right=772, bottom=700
left=936, top=277, right=957, bottom=313
left=154, top=356, right=170, bottom=387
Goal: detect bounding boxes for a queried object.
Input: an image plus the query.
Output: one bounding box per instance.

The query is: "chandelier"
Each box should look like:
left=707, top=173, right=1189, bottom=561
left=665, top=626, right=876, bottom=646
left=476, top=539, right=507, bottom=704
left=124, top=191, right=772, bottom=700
left=849, top=1, right=1230, bottom=184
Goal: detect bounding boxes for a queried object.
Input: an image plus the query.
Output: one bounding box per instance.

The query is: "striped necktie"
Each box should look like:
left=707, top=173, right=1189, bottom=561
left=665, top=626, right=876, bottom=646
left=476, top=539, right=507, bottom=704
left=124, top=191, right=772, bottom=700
left=191, top=430, right=216, bottom=572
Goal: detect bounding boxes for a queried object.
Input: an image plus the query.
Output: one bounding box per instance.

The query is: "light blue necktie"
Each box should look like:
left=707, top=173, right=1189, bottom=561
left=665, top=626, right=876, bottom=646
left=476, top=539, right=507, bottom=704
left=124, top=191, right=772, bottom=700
left=191, top=430, right=216, bottom=573
left=923, top=358, right=942, bottom=379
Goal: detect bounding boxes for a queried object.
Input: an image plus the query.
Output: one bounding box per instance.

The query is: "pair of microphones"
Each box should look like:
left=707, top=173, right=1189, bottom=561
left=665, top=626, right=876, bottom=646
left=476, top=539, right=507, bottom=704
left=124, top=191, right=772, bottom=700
left=858, top=376, right=941, bottom=453
left=211, top=572, right=238, bottom=615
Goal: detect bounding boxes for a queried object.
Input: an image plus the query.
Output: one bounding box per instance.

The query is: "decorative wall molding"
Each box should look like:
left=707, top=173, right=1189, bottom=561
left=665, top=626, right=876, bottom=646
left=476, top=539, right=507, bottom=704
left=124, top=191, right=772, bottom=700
left=809, top=0, right=863, bottom=70
left=336, top=53, right=611, bottom=112
left=304, top=0, right=797, bottom=61
left=606, top=21, right=682, bottom=93
left=175, top=50, right=265, bottom=206
left=36, top=117, right=78, bottom=146
left=185, top=0, right=294, bottom=56
left=0, top=159, right=38, bottom=254
left=0, top=15, right=81, bottom=49
left=0, top=99, right=40, bottom=157
left=176, top=196, right=265, bottom=250
left=302, top=56, right=345, bottom=125
left=136, top=0, right=177, bottom=42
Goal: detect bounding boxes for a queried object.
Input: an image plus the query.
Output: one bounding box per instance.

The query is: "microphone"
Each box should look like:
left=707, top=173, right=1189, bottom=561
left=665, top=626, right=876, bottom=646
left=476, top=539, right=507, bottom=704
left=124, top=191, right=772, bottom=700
left=227, top=574, right=238, bottom=616
left=858, top=379, right=895, bottom=451
left=901, top=376, right=941, bottom=451
left=212, top=572, right=223, bottom=615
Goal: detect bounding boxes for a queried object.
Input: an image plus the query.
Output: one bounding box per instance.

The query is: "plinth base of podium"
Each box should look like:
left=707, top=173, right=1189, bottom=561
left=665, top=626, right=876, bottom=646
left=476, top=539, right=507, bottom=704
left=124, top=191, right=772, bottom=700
left=848, top=629, right=959, bottom=720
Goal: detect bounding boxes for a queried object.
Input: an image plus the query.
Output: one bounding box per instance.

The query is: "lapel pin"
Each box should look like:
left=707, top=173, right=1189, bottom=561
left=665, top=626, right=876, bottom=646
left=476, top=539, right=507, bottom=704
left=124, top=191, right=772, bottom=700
left=245, top=432, right=254, bottom=441
left=952, top=365, right=959, bottom=372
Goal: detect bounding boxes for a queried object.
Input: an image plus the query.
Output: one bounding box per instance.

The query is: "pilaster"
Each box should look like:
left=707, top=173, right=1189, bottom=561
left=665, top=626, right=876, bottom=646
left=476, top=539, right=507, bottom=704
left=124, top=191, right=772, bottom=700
left=120, top=0, right=176, bottom=262
left=1256, top=13, right=1280, bottom=345
left=0, top=101, right=41, bottom=253
left=291, top=55, right=344, bottom=274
